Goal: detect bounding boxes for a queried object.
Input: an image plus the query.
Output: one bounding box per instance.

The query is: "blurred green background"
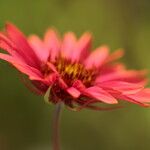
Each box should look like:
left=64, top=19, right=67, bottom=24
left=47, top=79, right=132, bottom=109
left=0, top=0, right=150, bottom=150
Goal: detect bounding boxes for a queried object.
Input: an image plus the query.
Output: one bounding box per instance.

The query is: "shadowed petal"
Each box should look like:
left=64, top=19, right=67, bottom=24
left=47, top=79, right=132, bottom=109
left=83, top=86, right=118, bottom=104
left=72, top=80, right=86, bottom=91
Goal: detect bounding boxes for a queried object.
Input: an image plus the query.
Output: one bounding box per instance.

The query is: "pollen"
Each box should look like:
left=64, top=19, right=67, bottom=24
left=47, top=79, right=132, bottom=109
left=54, top=58, right=96, bottom=86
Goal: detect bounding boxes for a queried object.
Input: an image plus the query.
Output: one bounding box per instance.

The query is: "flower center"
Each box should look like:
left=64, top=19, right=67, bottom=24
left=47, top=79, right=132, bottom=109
left=43, top=58, right=96, bottom=87
left=54, top=58, right=95, bottom=86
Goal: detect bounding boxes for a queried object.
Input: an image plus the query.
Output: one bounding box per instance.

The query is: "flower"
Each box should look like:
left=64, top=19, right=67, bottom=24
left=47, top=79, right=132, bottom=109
left=0, top=22, right=150, bottom=110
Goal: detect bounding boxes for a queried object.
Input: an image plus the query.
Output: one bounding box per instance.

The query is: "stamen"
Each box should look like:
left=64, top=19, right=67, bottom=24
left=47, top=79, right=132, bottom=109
left=42, top=57, right=96, bottom=87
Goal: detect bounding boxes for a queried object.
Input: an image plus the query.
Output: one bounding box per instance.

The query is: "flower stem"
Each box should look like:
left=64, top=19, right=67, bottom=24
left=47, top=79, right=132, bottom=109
left=52, top=102, right=63, bottom=150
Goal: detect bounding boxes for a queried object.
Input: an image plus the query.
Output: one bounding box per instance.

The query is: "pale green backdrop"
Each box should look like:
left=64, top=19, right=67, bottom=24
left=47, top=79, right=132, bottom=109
left=0, top=0, right=150, bottom=150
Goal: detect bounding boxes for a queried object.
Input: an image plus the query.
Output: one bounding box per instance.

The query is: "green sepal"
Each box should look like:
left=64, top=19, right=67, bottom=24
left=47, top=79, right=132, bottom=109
left=44, top=86, right=51, bottom=104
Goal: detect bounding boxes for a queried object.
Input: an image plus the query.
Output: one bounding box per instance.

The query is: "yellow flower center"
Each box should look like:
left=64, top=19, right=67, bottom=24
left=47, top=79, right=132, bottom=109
left=54, top=58, right=95, bottom=86
left=42, top=58, right=96, bottom=87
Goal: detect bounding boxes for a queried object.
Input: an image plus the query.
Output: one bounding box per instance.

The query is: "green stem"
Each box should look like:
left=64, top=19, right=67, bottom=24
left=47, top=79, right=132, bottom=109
left=52, top=102, right=63, bottom=150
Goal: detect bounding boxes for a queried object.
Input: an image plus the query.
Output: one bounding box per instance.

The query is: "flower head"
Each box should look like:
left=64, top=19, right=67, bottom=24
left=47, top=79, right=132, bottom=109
left=0, top=23, right=150, bottom=110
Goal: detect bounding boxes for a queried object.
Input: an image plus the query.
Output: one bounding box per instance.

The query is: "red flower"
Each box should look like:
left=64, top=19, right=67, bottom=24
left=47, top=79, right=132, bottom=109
left=0, top=23, right=150, bottom=110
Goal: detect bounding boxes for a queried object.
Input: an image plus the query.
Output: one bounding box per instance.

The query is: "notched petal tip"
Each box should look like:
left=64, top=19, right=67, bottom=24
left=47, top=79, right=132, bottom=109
left=104, top=49, right=124, bottom=64
left=70, top=32, right=93, bottom=62
left=44, top=27, right=60, bottom=41
left=44, top=28, right=61, bottom=62
left=84, top=45, right=109, bottom=69
left=63, top=31, right=76, bottom=39
left=78, top=32, right=93, bottom=48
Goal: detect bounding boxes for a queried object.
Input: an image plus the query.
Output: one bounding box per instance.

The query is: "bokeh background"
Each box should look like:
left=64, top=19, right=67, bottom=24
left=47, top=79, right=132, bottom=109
left=0, top=0, right=150, bottom=150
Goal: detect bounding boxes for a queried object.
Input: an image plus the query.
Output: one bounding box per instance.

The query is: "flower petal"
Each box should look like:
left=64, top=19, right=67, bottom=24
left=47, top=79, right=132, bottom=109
left=84, top=45, right=109, bottom=69
left=83, top=86, right=118, bottom=104
left=0, top=32, right=26, bottom=64
left=100, top=63, right=126, bottom=75
left=61, top=32, right=76, bottom=59
left=44, top=28, right=60, bottom=62
left=5, top=23, right=41, bottom=68
left=67, top=87, right=81, bottom=98
left=104, top=49, right=124, bottom=64
left=0, top=32, right=16, bottom=54
left=95, top=70, right=147, bottom=85
left=72, top=80, right=86, bottom=91
left=0, top=53, right=43, bottom=80
left=28, top=35, right=49, bottom=62
left=100, top=81, right=144, bottom=95
left=127, top=88, right=150, bottom=103
left=111, top=92, right=150, bottom=107
left=71, top=32, right=92, bottom=62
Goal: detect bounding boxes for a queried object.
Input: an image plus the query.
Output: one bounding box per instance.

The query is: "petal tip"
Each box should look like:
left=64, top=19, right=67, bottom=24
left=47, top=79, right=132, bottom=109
left=67, top=87, right=81, bottom=98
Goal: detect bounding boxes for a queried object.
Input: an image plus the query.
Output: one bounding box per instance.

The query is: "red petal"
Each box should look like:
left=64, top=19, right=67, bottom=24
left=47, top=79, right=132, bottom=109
left=0, top=32, right=26, bottom=64
left=104, top=49, right=124, bottom=64
left=100, top=81, right=144, bottom=95
left=96, top=70, right=147, bottom=85
left=44, top=28, right=60, bottom=62
left=127, top=88, right=150, bottom=103
left=0, top=53, right=43, bottom=81
left=83, top=86, right=118, bottom=104
left=67, top=87, right=81, bottom=98
left=71, top=32, right=92, bottom=62
left=72, top=80, right=86, bottom=91
left=28, top=35, right=49, bottom=62
left=61, top=32, right=76, bottom=59
left=112, top=93, right=150, bottom=107
left=6, top=23, right=41, bottom=68
left=84, top=45, right=109, bottom=69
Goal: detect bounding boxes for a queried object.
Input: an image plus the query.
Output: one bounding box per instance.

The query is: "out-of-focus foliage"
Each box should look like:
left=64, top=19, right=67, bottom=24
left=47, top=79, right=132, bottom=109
left=0, top=0, right=150, bottom=150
